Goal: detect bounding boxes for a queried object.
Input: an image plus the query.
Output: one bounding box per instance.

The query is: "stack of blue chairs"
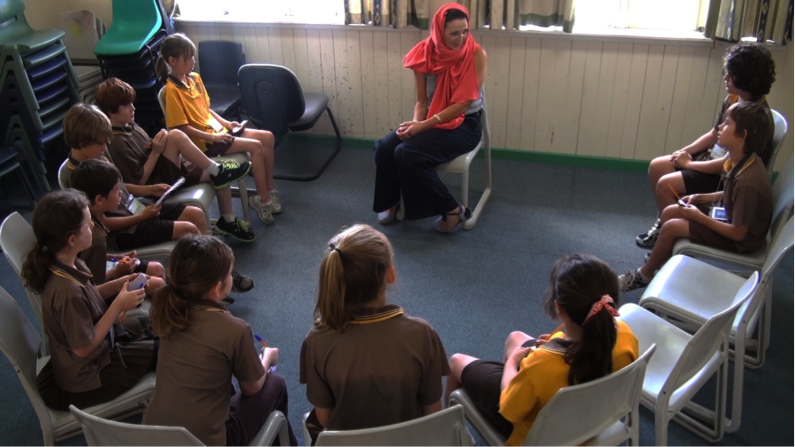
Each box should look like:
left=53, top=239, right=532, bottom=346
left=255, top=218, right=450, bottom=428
left=94, top=0, right=172, bottom=131
left=1, top=0, right=82, bottom=193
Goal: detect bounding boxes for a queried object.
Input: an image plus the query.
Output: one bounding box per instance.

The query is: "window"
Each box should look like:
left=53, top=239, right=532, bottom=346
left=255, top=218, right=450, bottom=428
left=574, top=0, right=709, bottom=33
left=176, top=0, right=345, bottom=25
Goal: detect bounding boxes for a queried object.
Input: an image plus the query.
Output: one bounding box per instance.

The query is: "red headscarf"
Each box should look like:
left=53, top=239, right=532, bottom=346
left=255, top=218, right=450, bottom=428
left=402, top=3, right=481, bottom=130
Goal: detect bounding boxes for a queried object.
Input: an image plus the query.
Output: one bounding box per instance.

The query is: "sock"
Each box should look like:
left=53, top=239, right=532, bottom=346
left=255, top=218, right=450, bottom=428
left=637, top=269, right=651, bottom=282
left=222, top=214, right=236, bottom=223
left=205, top=162, right=220, bottom=177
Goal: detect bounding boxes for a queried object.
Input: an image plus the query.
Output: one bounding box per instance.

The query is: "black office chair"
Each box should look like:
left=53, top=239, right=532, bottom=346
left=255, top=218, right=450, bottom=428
left=198, top=40, right=244, bottom=120
left=238, top=64, right=341, bottom=181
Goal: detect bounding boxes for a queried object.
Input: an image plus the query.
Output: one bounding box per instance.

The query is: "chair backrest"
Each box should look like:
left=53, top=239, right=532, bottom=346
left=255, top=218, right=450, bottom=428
left=0, top=0, right=33, bottom=40
left=239, top=64, right=306, bottom=140
left=157, top=86, right=166, bottom=116
left=0, top=286, right=50, bottom=433
left=106, top=0, right=161, bottom=34
left=70, top=405, right=205, bottom=446
left=59, top=158, right=72, bottom=189
left=523, top=344, right=656, bottom=445
left=768, top=110, right=788, bottom=173
left=668, top=271, right=758, bottom=391
left=197, top=40, right=245, bottom=86
left=0, top=212, right=48, bottom=353
left=315, top=405, right=469, bottom=446
left=761, top=216, right=794, bottom=280
left=770, top=152, right=793, bottom=242
left=59, top=10, right=100, bottom=62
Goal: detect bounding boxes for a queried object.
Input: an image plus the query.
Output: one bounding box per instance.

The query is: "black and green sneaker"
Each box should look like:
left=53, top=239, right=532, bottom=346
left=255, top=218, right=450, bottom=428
left=213, top=217, right=256, bottom=242
left=210, top=160, right=251, bottom=189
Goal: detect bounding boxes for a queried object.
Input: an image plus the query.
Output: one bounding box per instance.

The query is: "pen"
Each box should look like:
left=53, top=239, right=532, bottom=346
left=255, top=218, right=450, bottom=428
left=118, top=311, right=127, bottom=323
left=254, top=334, right=276, bottom=372
left=667, top=184, right=681, bottom=201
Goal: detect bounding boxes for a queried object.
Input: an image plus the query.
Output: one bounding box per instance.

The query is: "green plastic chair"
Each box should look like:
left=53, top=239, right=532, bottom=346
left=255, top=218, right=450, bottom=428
left=93, top=0, right=162, bottom=56
left=0, top=0, right=65, bottom=54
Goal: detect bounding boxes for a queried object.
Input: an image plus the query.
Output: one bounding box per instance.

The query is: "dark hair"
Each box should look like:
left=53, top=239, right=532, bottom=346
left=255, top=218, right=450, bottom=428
left=543, top=254, right=620, bottom=386
left=21, top=190, right=90, bottom=293
left=71, top=159, right=122, bottom=205
left=63, top=103, right=112, bottom=150
left=726, top=102, right=773, bottom=156
left=313, top=224, right=393, bottom=332
left=95, top=78, right=137, bottom=116
left=724, top=44, right=776, bottom=99
left=444, top=8, right=468, bottom=26
left=150, top=235, right=234, bottom=338
left=155, top=33, right=197, bottom=82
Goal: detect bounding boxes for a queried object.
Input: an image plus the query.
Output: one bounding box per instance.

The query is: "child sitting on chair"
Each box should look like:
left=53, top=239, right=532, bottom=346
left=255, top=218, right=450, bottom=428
left=95, top=78, right=255, bottom=242
left=62, top=103, right=255, bottom=293
left=444, top=254, right=638, bottom=446
left=156, top=33, right=282, bottom=225
left=620, top=101, right=774, bottom=292
left=22, top=190, right=157, bottom=411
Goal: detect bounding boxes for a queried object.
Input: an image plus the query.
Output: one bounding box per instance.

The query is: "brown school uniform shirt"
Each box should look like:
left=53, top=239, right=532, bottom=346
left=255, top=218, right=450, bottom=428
left=300, top=305, right=450, bottom=431
left=143, top=300, right=265, bottom=446
left=107, top=123, right=198, bottom=186
left=722, top=153, right=773, bottom=253
left=78, top=213, right=110, bottom=284
left=41, top=259, right=115, bottom=393
left=65, top=153, right=138, bottom=234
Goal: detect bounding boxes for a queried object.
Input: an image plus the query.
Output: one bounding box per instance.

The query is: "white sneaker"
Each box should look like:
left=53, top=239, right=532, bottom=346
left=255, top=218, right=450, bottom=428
left=248, top=195, right=274, bottom=225
left=268, top=190, right=282, bottom=214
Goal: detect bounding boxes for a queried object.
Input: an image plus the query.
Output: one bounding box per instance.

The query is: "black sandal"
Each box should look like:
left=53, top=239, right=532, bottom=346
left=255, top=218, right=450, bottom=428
left=433, top=205, right=472, bottom=233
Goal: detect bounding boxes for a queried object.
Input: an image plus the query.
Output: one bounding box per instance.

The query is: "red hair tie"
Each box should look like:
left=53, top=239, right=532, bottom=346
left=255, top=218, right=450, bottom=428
left=584, top=295, right=619, bottom=323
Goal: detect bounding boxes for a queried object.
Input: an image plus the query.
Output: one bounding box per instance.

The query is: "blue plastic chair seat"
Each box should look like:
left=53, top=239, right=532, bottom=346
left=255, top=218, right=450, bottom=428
left=26, top=56, right=67, bottom=80
left=22, top=43, right=66, bottom=69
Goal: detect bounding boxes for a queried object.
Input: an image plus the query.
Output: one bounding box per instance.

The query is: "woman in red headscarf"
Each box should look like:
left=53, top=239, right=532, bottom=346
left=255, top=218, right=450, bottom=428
left=373, top=3, right=487, bottom=233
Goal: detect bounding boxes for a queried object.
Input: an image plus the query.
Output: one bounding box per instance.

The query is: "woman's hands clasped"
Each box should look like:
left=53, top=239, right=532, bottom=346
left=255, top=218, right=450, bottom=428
left=396, top=120, right=433, bottom=141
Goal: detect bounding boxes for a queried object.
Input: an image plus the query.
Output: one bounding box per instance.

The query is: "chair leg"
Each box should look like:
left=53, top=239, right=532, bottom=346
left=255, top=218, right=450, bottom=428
left=238, top=178, right=251, bottom=224
left=460, top=169, right=469, bottom=209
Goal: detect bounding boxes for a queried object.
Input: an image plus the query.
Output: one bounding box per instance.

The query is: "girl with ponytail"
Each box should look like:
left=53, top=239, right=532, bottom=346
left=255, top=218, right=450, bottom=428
left=22, top=190, right=156, bottom=411
left=144, top=235, right=297, bottom=446
left=300, top=224, right=450, bottom=443
left=444, top=254, right=639, bottom=446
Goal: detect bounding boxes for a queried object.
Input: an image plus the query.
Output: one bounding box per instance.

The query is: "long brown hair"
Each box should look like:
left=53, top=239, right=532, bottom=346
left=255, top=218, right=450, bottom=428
left=155, top=33, right=196, bottom=82
left=543, top=254, right=620, bottom=385
left=150, top=235, right=234, bottom=338
left=21, top=190, right=90, bottom=293
left=313, top=224, right=394, bottom=332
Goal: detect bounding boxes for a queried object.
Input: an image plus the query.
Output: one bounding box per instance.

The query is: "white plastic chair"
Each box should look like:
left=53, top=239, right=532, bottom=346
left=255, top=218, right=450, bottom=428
left=157, top=86, right=252, bottom=224
left=0, top=286, right=155, bottom=445
left=672, top=152, right=793, bottom=270
left=70, top=405, right=291, bottom=446
left=767, top=110, right=787, bottom=175
left=1, top=211, right=50, bottom=355
left=449, top=344, right=656, bottom=446
left=617, top=275, right=757, bottom=446
left=302, top=405, right=469, bottom=446
left=0, top=212, right=152, bottom=327
left=638, top=218, right=793, bottom=433
left=396, top=102, right=493, bottom=230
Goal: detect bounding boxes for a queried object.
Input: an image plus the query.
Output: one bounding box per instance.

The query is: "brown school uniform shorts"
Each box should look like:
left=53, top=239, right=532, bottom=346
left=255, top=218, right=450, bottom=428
left=115, top=203, right=187, bottom=251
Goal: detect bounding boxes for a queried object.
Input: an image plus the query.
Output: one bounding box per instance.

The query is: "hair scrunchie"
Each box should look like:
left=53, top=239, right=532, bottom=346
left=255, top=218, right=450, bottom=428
left=583, top=295, right=619, bottom=324
left=329, top=243, right=343, bottom=257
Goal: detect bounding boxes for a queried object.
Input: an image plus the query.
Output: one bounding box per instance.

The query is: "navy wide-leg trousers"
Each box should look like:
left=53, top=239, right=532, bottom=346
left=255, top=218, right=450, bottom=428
left=373, top=112, right=482, bottom=220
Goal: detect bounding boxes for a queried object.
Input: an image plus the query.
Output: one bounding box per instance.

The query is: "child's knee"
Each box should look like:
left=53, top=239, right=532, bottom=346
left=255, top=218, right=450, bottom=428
left=167, top=129, right=190, bottom=144
left=147, top=262, right=165, bottom=278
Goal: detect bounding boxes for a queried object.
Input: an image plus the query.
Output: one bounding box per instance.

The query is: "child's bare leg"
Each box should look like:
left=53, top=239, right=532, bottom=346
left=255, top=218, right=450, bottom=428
left=444, top=353, right=481, bottom=405
left=224, top=138, right=269, bottom=197
left=146, top=261, right=165, bottom=278
left=503, top=331, right=534, bottom=363
left=241, top=129, right=276, bottom=191
left=161, top=129, right=213, bottom=170
left=648, top=156, right=676, bottom=194
left=216, top=186, right=234, bottom=216
left=654, top=172, right=687, bottom=214
left=174, top=206, right=206, bottom=235
left=640, top=205, right=691, bottom=277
